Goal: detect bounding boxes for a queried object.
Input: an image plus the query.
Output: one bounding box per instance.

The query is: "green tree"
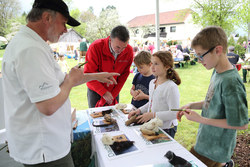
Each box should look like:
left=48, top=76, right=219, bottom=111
left=85, top=6, right=121, bottom=43
left=235, top=0, right=250, bottom=39
left=228, top=36, right=236, bottom=47
left=67, top=9, right=86, bottom=37
left=237, top=36, right=248, bottom=45
left=0, top=0, right=21, bottom=36
left=80, top=7, right=96, bottom=23
left=235, top=44, right=246, bottom=60
left=191, top=0, right=240, bottom=35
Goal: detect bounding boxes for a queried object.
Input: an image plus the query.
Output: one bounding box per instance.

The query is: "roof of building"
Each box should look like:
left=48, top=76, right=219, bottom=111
left=58, top=28, right=83, bottom=42
left=127, top=8, right=192, bottom=28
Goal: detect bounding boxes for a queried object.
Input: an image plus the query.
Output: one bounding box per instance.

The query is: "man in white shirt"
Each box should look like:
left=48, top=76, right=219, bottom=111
left=1, top=0, right=119, bottom=166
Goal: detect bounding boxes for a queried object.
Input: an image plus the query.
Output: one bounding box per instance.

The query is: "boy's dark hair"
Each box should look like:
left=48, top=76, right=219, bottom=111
left=110, top=25, right=130, bottom=42
left=191, top=26, right=228, bottom=53
left=153, top=51, right=181, bottom=85
left=134, top=51, right=152, bottom=66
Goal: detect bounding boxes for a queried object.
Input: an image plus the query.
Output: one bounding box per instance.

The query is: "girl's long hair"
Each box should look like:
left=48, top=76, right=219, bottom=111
left=152, top=51, right=181, bottom=85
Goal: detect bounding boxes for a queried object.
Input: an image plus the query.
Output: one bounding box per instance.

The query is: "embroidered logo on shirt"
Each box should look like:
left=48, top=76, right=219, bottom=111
left=39, top=82, right=52, bottom=90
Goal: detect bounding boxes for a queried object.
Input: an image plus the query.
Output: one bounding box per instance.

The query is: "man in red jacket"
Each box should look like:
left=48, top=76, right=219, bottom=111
left=84, top=25, right=133, bottom=107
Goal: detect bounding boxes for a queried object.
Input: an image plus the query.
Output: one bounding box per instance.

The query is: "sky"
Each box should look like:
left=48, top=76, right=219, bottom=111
left=20, top=0, right=246, bottom=36
left=20, top=0, right=192, bottom=23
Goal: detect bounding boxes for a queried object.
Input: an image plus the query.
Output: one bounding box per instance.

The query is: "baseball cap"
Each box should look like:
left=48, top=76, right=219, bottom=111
left=32, top=0, right=80, bottom=27
left=228, top=46, right=235, bottom=51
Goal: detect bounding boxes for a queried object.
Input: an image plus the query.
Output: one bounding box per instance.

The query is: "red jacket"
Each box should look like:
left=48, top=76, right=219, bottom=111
left=84, top=36, right=133, bottom=107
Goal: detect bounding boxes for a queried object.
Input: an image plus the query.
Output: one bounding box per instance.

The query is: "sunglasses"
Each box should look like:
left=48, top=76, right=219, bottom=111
left=194, top=46, right=216, bottom=61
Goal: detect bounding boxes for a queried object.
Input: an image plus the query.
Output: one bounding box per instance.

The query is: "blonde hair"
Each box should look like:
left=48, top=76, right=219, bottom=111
left=191, top=26, right=228, bottom=53
left=152, top=51, right=181, bottom=85
left=134, top=51, right=152, bottom=66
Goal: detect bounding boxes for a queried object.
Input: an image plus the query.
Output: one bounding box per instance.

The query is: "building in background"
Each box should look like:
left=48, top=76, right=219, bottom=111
left=50, top=28, right=83, bottom=57
left=127, top=9, right=201, bottom=48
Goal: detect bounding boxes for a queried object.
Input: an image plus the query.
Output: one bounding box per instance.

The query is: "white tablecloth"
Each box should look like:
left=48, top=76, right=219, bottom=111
left=87, top=106, right=207, bottom=167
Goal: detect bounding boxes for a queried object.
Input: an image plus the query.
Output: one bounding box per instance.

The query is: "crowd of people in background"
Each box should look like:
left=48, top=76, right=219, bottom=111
left=130, top=41, right=193, bottom=72
left=51, top=37, right=249, bottom=76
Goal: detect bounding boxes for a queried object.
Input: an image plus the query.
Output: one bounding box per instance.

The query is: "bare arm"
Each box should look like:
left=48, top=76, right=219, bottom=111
left=182, top=101, right=204, bottom=110
left=130, top=85, right=139, bottom=97
left=36, top=67, right=119, bottom=116
left=177, top=101, right=204, bottom=121
left=130, top=85, right=136, bottom=96
left=183, top=110, right=248, bottom=130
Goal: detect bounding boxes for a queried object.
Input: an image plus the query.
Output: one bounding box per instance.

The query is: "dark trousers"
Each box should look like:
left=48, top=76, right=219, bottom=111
left=242, top=69, right=247, bottom=83
left=87, top=88, right=119, bottom=108
left=163, top=126, right=177, bottom=138
left=23, top=151, right=74, bottom=167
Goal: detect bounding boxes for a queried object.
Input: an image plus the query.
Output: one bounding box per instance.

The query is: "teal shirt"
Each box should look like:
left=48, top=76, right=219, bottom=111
left=194, top=68, right=248, bottom=162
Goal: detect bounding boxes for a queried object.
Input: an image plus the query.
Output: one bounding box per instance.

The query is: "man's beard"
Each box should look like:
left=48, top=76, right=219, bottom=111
left=47, top=26, right=59, bottom=43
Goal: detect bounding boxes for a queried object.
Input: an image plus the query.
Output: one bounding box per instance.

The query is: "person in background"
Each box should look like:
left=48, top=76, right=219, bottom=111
left=177, top=26, right=248, bottom=167
left=183, top=45, right=190, bottom=54
left=174, top=44, right=184, bottom=62
left=129, top=51, right=181, bottom=138
left=79, top=38, right=88, bottom=62
left=1, top=0, right=119, bottom=166
left=130, top=51, right=155, bottom=108
left=74, top=49, right=78, bottom=60
left=227, top=46, right=239, bottom=65
left=132, top=46, right=139, bottom=74
left=58, top=53, right=70, bottom=73
left=84, top=25, right=133, bottom=108
left=148, top=42, right=155, bottom=54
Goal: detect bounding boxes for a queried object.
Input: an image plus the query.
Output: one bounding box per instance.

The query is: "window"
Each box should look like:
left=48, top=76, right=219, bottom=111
left=170, top=26, right=176, bottom=32
left=160, top=27, right=166, bottom=33
left=135, top=29, right=139, bottom=34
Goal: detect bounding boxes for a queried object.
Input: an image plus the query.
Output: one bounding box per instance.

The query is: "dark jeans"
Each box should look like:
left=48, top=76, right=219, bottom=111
left=23, top=151, right=74, bottom=167
left=163, top=126, right=177, bottom=138
left=87, top=88, right=119, bottom=108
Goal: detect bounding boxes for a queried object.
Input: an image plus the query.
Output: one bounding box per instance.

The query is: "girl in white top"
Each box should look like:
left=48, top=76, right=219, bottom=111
left=128, top=51, right=181, bottom=138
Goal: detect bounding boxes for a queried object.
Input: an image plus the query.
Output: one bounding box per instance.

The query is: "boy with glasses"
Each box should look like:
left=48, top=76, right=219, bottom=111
left=177, top=26, right=248, bottom=167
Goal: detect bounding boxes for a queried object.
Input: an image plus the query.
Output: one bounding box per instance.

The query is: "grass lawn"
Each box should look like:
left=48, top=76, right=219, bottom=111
left=0, top=51, right=249, bottom=150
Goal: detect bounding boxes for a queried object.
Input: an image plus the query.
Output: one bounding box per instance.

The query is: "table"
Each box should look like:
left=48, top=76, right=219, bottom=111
left=87, top=106, right=207, bottom=167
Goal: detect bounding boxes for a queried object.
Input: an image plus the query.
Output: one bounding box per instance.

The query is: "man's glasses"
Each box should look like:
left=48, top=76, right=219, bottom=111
left=194, top=46, right=216, bottom=61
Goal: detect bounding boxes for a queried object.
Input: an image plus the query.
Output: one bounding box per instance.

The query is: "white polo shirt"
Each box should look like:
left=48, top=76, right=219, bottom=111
left=2, top=26, right=71, bottom=164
